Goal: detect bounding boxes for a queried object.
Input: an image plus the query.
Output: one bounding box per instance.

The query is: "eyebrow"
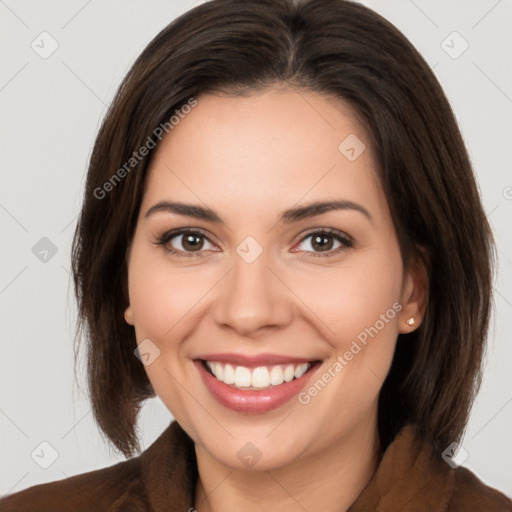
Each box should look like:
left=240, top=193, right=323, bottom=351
left=145, top=199, right=373, bottom=225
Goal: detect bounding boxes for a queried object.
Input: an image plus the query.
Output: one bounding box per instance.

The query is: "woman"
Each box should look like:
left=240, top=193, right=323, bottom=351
left=1, top=0, right=510, bottom=510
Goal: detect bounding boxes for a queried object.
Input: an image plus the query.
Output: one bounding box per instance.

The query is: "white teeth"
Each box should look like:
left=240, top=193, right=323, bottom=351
left=234, top=366, right=252, bottom=387
left=204, top=360, right=313, bottom=389
left=283, top=365, right=295, bottom=382
left=251, top=367, right=270, bottom=388
left=223, top=364, right=235, bottom=384
left=213, top=362, right=223, bottom=381
left=294, top=363, right=309, bottom=379
left=269, top=365, right=284, bottom=385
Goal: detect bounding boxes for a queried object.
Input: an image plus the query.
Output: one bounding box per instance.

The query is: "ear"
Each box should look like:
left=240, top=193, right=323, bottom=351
left=123, top=242, right=135, bottom=325
left=398, top=252, right=429, bottom=334
left=124, top=305, right=135, bottom=325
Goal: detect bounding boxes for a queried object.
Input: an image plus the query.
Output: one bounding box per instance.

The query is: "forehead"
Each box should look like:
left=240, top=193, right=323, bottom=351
left=142, top=88, right=387, bottom=224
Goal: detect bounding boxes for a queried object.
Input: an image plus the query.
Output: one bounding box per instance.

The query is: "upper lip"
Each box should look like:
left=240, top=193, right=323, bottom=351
left=195, top=352, right=320, bottom=368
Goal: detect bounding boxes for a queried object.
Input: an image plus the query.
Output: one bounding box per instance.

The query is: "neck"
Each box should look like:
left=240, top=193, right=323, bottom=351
left=194, top=417, right=381, bottom=512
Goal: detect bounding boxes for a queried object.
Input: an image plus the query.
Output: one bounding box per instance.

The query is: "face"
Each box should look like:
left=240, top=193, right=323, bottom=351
left=124, top=87, right=425, bottom=471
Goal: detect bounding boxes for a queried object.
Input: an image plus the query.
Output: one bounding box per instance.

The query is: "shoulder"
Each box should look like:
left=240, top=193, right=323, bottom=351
left=0, top=420, right=197, bottom=512
left=355, top=424, right=512, bottom=512
left=447, top=466, right=512, bottom=511
left=0, top=456, right=145, bottom=512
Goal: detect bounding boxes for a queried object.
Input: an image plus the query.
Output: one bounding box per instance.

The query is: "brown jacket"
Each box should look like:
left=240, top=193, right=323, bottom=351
left=1, top=420, right=511, bottom=511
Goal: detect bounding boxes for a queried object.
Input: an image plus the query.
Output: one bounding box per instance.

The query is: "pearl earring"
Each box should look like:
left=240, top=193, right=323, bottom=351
left=406, top=317, right=415, bottom=326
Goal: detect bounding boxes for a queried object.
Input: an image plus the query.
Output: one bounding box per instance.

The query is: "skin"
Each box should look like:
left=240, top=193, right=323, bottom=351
left=124, top=86, right=427, bottom=512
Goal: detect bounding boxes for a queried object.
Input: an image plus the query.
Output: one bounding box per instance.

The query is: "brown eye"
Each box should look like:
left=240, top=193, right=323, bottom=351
left=295, top=229, right=353, bottom=257
left=156, top=229, right=217, bottom=257
left=311, top=233, right=335, bottom=252
left=177, top=233, right=206, bottom=251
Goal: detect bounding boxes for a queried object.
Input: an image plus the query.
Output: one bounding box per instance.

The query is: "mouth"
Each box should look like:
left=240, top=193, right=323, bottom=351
left=199, top=359, right=320, bottom=390
left=193, top=352, right=324, bottom=414
left=194, top=355, right=323, bottom=413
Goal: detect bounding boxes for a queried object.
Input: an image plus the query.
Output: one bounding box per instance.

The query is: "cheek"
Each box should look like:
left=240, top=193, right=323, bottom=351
left=304, top=249, right=403, bottom=343
left=126, top=241, right=198, bottom=414
left=127, top=242, right=206, bottom=341
left=127, top=269, right=175, bottom=341
left=308, top=247, right=403, bottom=393
left=296, top=261, right=402, bottom=426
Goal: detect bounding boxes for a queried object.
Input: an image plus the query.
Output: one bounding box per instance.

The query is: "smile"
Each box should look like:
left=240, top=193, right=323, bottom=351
left=203, top=360, right=311, bottom=390
left=194, top=355, right=322, bottom=413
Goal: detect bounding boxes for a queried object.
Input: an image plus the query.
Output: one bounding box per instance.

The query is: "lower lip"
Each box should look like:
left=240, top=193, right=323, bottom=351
left=195, top=360, right=321, bottom=413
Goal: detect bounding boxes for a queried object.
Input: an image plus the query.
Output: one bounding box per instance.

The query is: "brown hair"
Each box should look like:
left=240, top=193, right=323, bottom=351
left=72, top=0, right=494, bottom=458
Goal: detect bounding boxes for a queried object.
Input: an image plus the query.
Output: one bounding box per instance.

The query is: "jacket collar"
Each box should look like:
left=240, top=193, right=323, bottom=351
left=110, top=420, right=454, bottom=511
left=347, top=425, right=455, bottom=511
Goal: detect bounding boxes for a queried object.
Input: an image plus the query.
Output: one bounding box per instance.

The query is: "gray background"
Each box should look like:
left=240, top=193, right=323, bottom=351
left=1, top=0, right=511, bottom=498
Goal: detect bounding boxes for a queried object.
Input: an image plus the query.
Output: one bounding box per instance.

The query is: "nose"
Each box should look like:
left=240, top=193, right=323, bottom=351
left=211, top=247, right=294, bottom=337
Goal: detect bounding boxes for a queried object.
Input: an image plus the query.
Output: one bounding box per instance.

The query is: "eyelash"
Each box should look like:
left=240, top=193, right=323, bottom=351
left=154, top=227, right=353, bottom=259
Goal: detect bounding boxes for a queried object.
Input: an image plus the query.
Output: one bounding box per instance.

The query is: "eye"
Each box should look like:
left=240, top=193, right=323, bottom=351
left=293, top=228, right=353, bottom=257
left=155, top=229, right=217, bottom=257
left=155, top=227, right=353, bottom=258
